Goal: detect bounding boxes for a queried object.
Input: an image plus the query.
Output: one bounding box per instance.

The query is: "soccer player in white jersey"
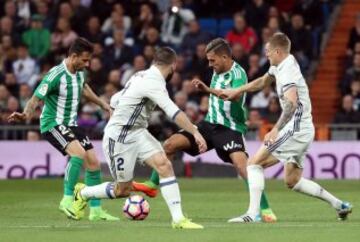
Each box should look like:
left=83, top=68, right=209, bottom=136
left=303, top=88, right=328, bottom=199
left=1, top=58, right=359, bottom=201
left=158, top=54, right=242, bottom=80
left=219, top=32, right=353, bottom=222
left=8, top=38, right=118, bottom=221
left=70, top=47, right=207, bottom=229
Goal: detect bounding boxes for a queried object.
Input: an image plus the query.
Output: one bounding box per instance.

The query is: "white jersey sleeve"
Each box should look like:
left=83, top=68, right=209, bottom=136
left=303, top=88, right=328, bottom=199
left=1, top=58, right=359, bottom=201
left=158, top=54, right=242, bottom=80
left=143, top=78, right=180, bottom=120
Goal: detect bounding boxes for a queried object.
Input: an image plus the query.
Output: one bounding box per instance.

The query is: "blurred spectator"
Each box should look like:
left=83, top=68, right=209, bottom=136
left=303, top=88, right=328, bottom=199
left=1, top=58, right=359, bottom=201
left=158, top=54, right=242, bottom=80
left=51, top=17, right=78, bottom=58
left=121, top=55, right=147, bottom=86
left=180, top=19, right=212, bottom=57
left=175, top=54, right=187, bottom=78
left=58, top=2, right=73, bottom=22
left=107, top=69, right=121, bottom=89
left=188, top=43, right=211, bottom=83
left=250, top=85, right=277, bottom=111
left=4, top=72, right=18, bottom=97
left=141, top=27, right=165, bottom=50
left=101, top=3, right=131, bottom=36
left=246, top=109, right=263, bottom=129
left=18, top=83, right=32, bottom=110
left=35, top=0, right=53, bottom=30
left=12, top=44, right=39, bottom=89
left=27, top=130, right=41, bottom=141
left=4, top=0, right=23, bottom=32
left=161, top=0, right=195, bottom=47
left=293, top=0, right=324, bottom=31
left=167, top=71, right=182, bottom=98
left=245, top=0, right=270, bottom=34
left=286, top=14, right=312, bottom=71
left=333, top=95, right=360, bottom=123
left=232, top=43, right=249, bottom=71
left=78, top=103, right=100, bottom=128
left=181, top=79, right=199, bottom=103
left=185, top=101, right=200, bottom=123
left=225, top=13, right=258, bottom=53
left=105, top=30, right=134, bottom=69
left=341, top=53, right=360, bottom=95
left=142, top=44, right=156, bottom=64
left=133, top=3, right=161, bottom=42
left=0, top=16, right=21, bottom=45
left=82, top=16, right=104, bottom=44
left=0, top=84, right=10, bottom=111
left=1, top=34, right=17, bottom=72
left=263, top=96, right=281, bottom=124
left=69, top=0, right=91, bottom=33
left=347, top=14, right=360, bottom=56
left=101, top=82, right=118, bottom=104
left=88, top=56, right=107, bottom=94
left=22, top=14, right=51, bottom=59
left=257, top=27, right=272, bottom=67
left=247, top=53, right=263, bottom=81
left=199, top=95, right=209, bottom=119
left=267, top=16, right=282, bottom=35
left=349, top=80, right=360, bottom=110
left=174, top=91, right=188, bottom=111
left=16, top=0, right=35, bottom=28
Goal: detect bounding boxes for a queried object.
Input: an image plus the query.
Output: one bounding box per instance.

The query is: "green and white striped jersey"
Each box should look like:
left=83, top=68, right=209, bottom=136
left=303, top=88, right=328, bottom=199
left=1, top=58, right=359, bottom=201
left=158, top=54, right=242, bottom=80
left=34, top=60, right=85, bottom=133
left=205, top=62, right=248, bottom=133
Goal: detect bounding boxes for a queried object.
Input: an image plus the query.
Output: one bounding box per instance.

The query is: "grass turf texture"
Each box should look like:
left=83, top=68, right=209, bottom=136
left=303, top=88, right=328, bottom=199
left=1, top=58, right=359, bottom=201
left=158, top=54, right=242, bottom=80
left=0, top=179, right=359, bottom=242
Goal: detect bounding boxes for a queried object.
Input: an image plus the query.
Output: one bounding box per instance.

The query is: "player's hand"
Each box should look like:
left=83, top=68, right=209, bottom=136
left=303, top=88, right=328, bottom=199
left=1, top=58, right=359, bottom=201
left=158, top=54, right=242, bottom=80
left=193, top=131, right=207, bottom=153
left=7, top=112, right=27, bottom=123
left=219, top=89, right=242, bottom=101
left=264, top=128, right=279, bottom=146
left=101, top=102, right=112, bottom=114
left=192, top=78, right=209, bottom=93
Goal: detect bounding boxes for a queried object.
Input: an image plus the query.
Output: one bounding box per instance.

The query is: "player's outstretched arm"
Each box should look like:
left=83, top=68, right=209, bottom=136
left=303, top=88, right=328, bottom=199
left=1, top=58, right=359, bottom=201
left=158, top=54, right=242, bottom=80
left=219, top=73, right=275, bottom=101
left=192, top=78, right=221, bottom=97
left=173, top=111, right=207, bottom=153
left=7, top=95, right=40, bottom=122
left=83, top=83, right=111, bottom=113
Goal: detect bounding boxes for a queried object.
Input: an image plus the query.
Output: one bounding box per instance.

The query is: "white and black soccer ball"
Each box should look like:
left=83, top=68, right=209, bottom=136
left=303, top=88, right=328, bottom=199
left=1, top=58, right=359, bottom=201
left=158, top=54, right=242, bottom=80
left=123, top=195, right=150, bottom=220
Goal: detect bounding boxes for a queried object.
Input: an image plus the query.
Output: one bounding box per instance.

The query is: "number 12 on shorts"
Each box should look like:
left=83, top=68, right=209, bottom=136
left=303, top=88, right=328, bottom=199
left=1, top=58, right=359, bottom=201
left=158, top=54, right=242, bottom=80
left=116, top=158, right=124, bottom=171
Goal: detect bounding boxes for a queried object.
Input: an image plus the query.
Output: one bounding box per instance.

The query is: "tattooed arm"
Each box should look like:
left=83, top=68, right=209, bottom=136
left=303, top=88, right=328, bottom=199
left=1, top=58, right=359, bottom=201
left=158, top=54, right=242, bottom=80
left=274, top=86, right=298, bottom=130
left=264, top=86, right=298, bottom=146
left=7, top=95, right=40, bottom=122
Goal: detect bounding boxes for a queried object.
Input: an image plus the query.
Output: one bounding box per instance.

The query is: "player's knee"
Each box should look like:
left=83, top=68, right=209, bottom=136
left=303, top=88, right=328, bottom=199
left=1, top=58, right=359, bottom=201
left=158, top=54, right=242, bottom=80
left=114, top=183, right=132, bottom=198
left=155, top=158, right=173, bottom=177
left=163, top=139, right=177, bottom=156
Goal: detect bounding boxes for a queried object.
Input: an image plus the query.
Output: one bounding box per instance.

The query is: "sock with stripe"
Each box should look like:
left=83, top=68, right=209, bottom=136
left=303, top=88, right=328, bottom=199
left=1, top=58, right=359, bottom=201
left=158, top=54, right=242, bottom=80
left=80, top=182, right=116, bottom=199
left=243, top=179, right=270, bottom=210
left=292, top=178, right=342, bottom=209
left=246, top=165, right=264, bottom=217
left=85, top=170, right=102, bottom=207
left=160, top=176, right=184, bottom=223
left=64, top=156, right=84, bottom=196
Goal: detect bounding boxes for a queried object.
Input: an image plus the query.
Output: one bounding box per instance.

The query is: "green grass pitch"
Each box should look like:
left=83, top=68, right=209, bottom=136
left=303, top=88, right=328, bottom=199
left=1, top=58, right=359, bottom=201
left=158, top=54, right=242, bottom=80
left=0, top=179, right=359, bottom=242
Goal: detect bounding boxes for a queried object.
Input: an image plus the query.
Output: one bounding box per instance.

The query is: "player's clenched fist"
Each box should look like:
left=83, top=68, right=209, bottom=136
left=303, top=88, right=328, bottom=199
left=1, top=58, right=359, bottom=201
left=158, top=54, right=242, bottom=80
left=7, top=112, right=27, bottom=123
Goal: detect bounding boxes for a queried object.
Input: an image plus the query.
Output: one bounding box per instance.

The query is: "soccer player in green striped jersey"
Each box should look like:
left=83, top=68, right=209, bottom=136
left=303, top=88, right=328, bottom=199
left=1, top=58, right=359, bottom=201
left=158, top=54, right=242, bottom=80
left=133, top=38, right=277, bottom=222
left=8, top=38, right=118, bottom=221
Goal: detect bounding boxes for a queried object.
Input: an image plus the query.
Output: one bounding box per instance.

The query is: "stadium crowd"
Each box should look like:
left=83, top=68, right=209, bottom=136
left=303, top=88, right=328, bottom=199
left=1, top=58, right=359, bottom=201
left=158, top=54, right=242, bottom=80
left=0, top=0, right=336, bottom=140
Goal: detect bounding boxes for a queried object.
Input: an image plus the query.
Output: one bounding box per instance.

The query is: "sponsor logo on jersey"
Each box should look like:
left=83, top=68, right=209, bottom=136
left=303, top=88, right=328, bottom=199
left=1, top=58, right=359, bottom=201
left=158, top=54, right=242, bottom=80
left=38, top=84, right=48, bottom=96
left=223, top=141, right=242, bottom=151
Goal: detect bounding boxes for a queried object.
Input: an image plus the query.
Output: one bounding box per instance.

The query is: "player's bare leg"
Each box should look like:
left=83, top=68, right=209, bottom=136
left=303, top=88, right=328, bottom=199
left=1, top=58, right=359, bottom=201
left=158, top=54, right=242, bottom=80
left=132, top=134, right=192, bottom=197
left=284, top=163, right=352, bottom=221
left=230, top=151, right=277, bottom=222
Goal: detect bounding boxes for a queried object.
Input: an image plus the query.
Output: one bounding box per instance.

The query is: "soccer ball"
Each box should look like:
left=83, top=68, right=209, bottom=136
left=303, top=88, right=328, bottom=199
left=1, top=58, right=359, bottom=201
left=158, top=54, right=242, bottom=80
left=123, top=195, right=150, bottom=220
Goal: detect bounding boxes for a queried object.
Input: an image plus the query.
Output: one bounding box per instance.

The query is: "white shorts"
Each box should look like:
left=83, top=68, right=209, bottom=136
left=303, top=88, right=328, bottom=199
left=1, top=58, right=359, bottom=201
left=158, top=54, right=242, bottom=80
left=102, top=129, right=163, bottom=182
left=266, top=124, right=315, bottom=168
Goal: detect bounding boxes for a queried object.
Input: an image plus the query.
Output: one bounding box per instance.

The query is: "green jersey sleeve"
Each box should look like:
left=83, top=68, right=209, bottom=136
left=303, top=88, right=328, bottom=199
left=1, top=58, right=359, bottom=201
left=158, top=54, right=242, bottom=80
left=34, top=74, right=60, bottom=100
left=231, top=68, right=247, bottom=88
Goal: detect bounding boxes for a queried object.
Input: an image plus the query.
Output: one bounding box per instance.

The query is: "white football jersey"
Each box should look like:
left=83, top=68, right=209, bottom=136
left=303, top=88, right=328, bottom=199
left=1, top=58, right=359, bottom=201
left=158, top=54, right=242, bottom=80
left=268, top=54, right=313, bottom=130
left=105, top=65, right=180, bottom=142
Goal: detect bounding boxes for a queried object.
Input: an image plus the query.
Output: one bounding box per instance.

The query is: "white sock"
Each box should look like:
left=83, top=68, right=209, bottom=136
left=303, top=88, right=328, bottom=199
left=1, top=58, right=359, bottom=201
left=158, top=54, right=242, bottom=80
left=160, top=176, right=184, bottom=223
left=247, top=165, right=264, bottom=217
left=292, top=178, right=342, bottom=209
left=80, top=182, right=116, bottom=199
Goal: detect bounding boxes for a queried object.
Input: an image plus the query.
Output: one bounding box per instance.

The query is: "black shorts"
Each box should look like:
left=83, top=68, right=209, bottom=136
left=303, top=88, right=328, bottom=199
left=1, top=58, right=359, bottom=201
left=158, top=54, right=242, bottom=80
left=42, top=124, right=94, bottom=156
left=179, top=121, right=247, bottom=163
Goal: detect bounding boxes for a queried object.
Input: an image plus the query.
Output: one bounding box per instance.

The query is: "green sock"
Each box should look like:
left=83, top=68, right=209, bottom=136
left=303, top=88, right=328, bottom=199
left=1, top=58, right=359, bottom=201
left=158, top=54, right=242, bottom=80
left=148, top=170, right=159, bottom=186
left=243, top=179, right=270, bottom=210
left=85, top=170, right=102, bottom=207
left=64, top=156, right=84, bottom=196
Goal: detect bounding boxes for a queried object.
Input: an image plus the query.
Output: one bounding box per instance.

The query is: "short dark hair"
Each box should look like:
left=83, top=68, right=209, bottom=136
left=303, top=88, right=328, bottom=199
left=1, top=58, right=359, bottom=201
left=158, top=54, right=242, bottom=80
left=205, top=38, right=232, bottom=57
left=153, top=47, right=177, bottom=66
left=68, top=38, right=94, bottom=55
left=268, top=32, right=291, bottom=53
